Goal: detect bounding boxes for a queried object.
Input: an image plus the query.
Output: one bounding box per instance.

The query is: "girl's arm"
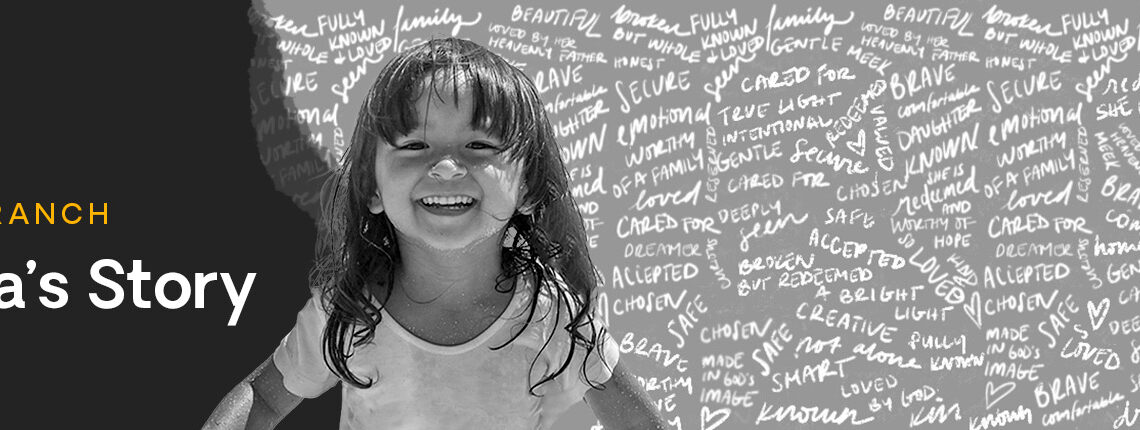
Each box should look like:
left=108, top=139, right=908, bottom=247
left=583, top=362, right=669, bottom=430
left=203, top=356, right=304, bottom=430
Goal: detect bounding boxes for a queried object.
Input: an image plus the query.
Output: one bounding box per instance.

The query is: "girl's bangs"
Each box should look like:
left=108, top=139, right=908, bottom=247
left=365, top=39, right=544, bottom=165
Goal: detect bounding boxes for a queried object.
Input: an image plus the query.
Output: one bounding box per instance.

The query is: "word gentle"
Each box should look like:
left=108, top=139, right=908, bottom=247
left=0, top=259, right=255, bottom=326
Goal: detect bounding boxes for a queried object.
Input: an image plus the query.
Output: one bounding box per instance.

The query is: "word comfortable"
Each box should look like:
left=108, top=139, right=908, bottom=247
left=0, top=259, right=255, bottom=326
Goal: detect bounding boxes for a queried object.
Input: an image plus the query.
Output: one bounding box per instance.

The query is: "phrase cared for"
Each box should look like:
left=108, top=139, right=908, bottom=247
left=0, top=259, right=254, bottom=326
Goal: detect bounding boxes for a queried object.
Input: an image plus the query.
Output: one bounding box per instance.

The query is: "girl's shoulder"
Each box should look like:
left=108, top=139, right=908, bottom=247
left=519, top=265, right=590, bottom=317
left=507, top=265, right=602, bottom=350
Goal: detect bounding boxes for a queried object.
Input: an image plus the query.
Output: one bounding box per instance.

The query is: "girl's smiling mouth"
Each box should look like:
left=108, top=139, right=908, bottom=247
left=418, top=195, right=478, bottom=216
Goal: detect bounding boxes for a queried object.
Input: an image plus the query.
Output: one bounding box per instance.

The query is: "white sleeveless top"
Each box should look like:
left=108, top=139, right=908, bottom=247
left=272, top=271, right=619, bottom=429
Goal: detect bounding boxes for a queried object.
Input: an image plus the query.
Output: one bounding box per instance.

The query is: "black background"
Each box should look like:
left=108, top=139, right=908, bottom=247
left=1, top=1, right=339, bottom=427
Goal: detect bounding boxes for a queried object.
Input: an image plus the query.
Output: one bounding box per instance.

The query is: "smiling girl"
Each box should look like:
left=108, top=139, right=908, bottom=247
left=204, top=38, right=666, bottom=429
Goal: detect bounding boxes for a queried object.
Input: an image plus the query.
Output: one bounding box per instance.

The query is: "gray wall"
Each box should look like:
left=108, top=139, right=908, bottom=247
left=250, top=0, right=1140, bottom=428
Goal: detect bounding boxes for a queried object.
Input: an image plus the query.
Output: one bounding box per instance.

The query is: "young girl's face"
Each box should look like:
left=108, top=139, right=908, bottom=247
left=370, top=84, right=526, bottom=253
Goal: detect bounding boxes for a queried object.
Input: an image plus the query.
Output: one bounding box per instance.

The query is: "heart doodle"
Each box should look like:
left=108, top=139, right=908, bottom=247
left=1088, top=298, right=1110, bottom=332
left=985, top=380, right=1016, bottom=410
left=701, top=406, right=730, bottom=430
left=963, top=290, right=982, bottom=329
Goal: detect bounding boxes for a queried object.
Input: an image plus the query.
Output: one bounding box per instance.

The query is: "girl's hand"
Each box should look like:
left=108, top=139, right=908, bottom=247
left=584, top=362, right=670, bottom=430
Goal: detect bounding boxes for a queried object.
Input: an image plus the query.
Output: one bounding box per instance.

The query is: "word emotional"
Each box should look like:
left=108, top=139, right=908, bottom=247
left=0, top=259, right=255, bottom=326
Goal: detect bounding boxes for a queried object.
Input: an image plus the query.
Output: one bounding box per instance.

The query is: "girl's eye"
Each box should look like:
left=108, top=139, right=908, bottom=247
left=398, top=141, right=426, bottom=150
left=469, top=141, right=501, bottom=151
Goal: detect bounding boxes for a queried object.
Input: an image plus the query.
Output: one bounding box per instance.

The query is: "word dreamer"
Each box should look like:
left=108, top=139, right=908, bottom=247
left=0, top=259, right=254, bottom=326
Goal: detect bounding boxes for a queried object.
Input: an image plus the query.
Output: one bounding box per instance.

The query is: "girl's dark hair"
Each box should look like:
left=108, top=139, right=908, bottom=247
left=312, top=37, right=605, bottom=394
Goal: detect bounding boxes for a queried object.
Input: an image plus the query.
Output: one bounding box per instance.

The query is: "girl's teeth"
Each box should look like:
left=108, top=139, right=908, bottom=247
left=421, top=196, right=474, bottom=206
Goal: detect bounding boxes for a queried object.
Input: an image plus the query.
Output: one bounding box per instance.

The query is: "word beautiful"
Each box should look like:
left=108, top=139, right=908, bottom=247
left=0, top=259, right=254, bottom=326
left=0, top=202, right=108, bottom=225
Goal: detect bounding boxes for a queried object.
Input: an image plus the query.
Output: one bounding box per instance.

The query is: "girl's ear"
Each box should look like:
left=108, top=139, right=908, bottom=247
left=368, top=190, right=384, bottom=214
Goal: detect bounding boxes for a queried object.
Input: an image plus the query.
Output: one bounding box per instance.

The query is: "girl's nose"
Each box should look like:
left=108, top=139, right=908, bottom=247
left=428, top=157, right=467, bottom=180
